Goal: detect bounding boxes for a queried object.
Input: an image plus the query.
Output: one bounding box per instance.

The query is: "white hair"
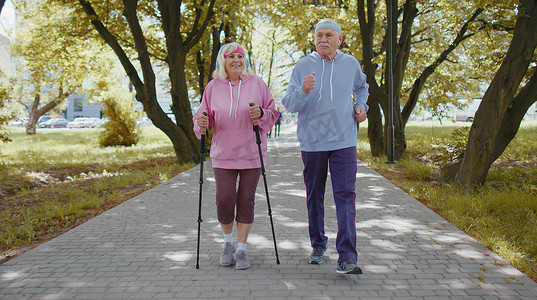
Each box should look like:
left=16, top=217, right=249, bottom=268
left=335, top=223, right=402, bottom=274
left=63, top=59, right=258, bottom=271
left=212, top=42, right=255, bottom=80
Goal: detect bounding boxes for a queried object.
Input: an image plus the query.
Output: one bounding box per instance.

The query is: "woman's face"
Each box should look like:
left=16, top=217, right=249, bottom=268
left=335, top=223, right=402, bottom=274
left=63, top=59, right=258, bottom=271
left=224, top=52, right=245, bottom=80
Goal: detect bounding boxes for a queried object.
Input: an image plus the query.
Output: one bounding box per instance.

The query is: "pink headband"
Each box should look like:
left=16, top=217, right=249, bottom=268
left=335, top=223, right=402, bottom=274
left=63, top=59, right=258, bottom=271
left=224, top=46, right=245, bottom=58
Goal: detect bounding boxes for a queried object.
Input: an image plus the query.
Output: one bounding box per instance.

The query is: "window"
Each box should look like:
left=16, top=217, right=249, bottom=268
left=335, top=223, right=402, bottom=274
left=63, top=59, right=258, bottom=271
left=74, top=98, right=83, bottom=112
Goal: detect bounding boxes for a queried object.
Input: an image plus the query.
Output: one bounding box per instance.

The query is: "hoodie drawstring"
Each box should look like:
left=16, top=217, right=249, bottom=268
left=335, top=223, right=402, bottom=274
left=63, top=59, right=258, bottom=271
left=329, top=61, right=334, bottom=102
left=317, top=60, right=325, bottom=102
left=317, top=58, right=335, bottom=102
left=228, top=80, right=241, bottom=117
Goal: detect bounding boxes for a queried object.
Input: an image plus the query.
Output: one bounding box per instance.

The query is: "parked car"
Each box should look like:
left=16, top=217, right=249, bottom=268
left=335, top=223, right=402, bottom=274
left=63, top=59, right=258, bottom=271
left=8, top=118, right=29, bottom=127
left=67, top=117, right=99, bottom=128
left=40, top=118, right=69, bottom=128
left=38, top=115, right=52, bottom=124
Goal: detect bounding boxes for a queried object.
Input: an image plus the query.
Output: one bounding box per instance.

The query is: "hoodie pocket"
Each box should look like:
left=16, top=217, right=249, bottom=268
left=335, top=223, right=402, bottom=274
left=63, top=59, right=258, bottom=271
left=211, top=129, right=259, bottom=161
left=298, top=109, right=345, bottom=144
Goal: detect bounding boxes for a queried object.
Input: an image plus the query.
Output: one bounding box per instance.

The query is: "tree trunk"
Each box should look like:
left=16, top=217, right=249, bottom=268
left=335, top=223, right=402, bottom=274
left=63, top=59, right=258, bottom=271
left=196, top=51, right=206, bottom=98
left=168, top=55, right=199, bottom=162
left=367, top=98, right=384, bottom=156
left=387, top=107, right=405, bottom=158
left=360, top=1, right=486, bottom=160
left=490, top=73, right=537, bottom=162
left=79, top=0, right=215, bottom=164
left=26, top=93, right=40, bottom=135
left=442, top=61, right=537, bottom=182
left=26, top=88, right=69, bottom=135
left=359, top=0, right=415, bottom=159
left=454, top=0, right=537, bottom=187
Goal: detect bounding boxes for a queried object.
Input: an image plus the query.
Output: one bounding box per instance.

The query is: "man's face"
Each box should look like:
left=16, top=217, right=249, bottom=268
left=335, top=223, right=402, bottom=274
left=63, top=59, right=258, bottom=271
left=314, top=28, right=342, bottom=59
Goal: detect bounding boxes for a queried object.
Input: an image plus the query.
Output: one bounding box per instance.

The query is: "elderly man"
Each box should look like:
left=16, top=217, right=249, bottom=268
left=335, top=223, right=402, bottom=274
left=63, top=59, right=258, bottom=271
left=282, top=18, right=369, bottom=274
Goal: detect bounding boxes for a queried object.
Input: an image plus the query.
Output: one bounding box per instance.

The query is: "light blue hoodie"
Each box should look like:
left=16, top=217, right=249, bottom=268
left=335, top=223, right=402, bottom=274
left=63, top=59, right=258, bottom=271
left=282, top=50, right=369, bottom=151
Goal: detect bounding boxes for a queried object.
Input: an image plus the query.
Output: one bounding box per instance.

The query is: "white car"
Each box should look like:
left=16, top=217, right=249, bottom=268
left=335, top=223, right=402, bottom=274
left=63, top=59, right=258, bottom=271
left=67, top=117, right=99, bottom=128
left=39, top=118, right=69, bottom=128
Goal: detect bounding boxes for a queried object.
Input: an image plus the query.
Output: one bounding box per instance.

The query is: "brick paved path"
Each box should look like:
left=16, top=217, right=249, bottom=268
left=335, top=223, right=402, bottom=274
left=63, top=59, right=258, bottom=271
left=1, top=126, right=536, bottom=299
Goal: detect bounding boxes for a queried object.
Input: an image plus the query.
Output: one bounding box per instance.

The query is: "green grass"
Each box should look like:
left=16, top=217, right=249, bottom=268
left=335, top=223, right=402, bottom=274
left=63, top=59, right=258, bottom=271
left=1, top=127, right=174, bottom=167
left=0, top=127, right=193, bottom=255
left=357, top=120, right=537, bottom=280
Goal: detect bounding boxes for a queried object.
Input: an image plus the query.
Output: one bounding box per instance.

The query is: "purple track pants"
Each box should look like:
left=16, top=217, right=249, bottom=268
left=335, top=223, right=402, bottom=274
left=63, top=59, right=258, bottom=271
left=301, top=146, right=358, bottom=263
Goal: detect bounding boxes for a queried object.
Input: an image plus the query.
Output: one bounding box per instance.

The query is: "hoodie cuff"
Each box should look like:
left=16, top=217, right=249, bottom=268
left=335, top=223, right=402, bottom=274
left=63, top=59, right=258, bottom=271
left=259, top=107, right=264, bottom=118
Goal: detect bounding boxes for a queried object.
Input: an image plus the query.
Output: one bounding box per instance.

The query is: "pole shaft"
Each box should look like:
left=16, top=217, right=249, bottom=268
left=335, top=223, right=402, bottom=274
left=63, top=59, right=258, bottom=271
left=196, top=115, right=207, bottom=269
left=253, top=124, right=280, bottom=264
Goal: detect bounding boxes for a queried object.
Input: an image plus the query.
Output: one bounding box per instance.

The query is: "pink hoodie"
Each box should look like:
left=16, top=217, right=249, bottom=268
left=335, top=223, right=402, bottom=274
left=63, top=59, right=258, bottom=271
left=193, top=75, right=278, bottom=169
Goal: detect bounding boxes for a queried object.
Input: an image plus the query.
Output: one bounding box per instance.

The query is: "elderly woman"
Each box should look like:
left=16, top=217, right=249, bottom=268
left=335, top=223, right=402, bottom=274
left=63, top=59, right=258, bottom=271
left=193, top=42, right=278, bottom=270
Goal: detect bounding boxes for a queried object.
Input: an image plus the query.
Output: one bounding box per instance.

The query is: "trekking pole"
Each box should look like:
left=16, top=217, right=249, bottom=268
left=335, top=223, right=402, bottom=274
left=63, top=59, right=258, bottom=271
left=196, top=112, right=208, bottom=269
left=249, top=103, right=280, bottom=264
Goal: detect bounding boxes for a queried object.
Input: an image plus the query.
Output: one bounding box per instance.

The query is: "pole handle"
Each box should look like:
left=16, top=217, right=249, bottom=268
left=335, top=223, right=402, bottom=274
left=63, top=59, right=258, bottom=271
left=249, top=102, right=259, bottom=126
left=200, top=112, right=208, bottom=135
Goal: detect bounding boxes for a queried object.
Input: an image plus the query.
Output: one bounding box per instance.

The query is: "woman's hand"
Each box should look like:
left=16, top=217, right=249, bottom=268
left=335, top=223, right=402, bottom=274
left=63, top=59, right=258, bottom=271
left=249, top=103, right=262, bottom=120
left=197, top=110, right=209, bottom=128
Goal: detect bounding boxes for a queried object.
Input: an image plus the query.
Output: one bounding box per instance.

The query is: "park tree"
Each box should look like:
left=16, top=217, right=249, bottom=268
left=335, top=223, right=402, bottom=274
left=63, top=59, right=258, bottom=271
left=262, top=1, right=496, bottom=158
left=187, top=0, right=256, bottom=101
left=9, top=0, right=108, bottom=135
left=68, top=0, right=216, bottom=163
left=448, top=0, right=537, bottom=187
left=356, top=0, right=503, bottom=158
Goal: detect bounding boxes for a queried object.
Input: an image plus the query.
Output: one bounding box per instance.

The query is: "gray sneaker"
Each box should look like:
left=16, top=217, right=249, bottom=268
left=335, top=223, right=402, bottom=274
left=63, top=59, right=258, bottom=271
left=220, top=242, right=235, bottom=266
left=235, top=250, right=250, bottom=270
left=336, top=259, right=363, bottom=274
left=308, top=245, right=327, bottom=264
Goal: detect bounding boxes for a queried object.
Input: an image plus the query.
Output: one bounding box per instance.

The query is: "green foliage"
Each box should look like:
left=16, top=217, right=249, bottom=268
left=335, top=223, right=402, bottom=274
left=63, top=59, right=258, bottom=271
left=0, top=71, right=14, bottom=143
left=98, top=99, right=140, bottom=147
left=399, top=159, right=436, bottom=181
left=7, top=0, right=120, bottom=134
left=91, top=71, right=141, bottom=147
left=434, top=126, right=471, bottom=164
left=0, top=102, right=13, bottom=143
left=11, top=1, right=103, bottom=90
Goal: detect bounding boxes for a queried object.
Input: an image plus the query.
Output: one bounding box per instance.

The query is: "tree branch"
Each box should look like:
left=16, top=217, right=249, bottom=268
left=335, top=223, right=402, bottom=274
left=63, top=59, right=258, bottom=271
left=401, top=8, right=485, bottom=125
left=78, top=0, right=144, bottom=94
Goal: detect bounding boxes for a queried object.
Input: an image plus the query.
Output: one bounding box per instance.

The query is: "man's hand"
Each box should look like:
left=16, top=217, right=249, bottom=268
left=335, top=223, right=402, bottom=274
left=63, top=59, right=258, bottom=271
left=355, top=107, right=367, bottom=123
left=302, top=72, right=315, bottom=94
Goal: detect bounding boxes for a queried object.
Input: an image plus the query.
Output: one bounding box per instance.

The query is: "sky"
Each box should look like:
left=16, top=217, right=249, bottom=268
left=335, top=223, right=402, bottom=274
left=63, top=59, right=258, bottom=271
left=0, top=0, right=15, bottom=36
